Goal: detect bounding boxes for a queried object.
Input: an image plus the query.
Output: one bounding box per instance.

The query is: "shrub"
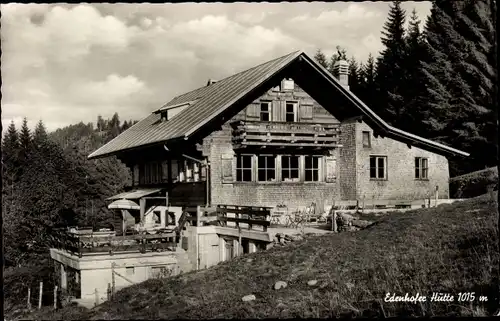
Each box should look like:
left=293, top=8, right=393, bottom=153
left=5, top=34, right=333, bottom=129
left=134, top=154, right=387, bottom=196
left=450, top=167, right=498, bottom=198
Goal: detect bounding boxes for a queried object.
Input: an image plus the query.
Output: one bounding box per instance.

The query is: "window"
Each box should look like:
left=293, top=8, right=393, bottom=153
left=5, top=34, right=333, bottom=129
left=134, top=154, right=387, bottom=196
left=362, top=131, right=371, bottom=148
left=415, top=157, right=428, bottom=179
left=153, top=211, right=161, bottom=225
left=305, top=156, right=321, bottom=182
left=140, top=161, right=163, bottom=185
left=260, top=102, right=272, bottom=121
left=282, top=155, right=300, bottom=181
left=126, top=267, right=135, bottom=276
left=370, top=156, right=387, bottom=179
left=151, top=266, right=170, bottom=278
left=257, top=155, right=276, bottom=181
left=236, top=154, right=253, bottom=182
left=285, top=102, right=298, bottom=122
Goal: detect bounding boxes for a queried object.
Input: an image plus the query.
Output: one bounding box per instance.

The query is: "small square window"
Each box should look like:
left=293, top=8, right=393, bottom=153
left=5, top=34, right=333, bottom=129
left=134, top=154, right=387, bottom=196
left=362, top=131, right=371, bottom=148
left=260, top=102, right=271, bottom=121
left=257, top=155, right=276, bottom=182
left=285, top=102, right=297, bottom=122
left=236, top=154, right=253, bottom=182
left=126, top=267, right=135, bottom=276
left=415, top=157, right=428, bottom=179
left=282, top=155, right=300, bottom=182
left=369, top=156, right=387, bottom=179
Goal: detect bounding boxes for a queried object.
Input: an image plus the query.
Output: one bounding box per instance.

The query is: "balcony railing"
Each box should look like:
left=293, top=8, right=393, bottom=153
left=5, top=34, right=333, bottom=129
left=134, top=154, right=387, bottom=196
left=50, top=227, right=177, bottom=257
left=216, top=205, right=272, bottom=232
left=231, top=121, right=341, bottom=149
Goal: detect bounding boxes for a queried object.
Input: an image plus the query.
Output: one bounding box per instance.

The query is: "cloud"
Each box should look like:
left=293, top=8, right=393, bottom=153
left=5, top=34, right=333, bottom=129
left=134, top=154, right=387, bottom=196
left=1, top=2, right=432, bottom=135
left=73, top=74, right=149, bottom=105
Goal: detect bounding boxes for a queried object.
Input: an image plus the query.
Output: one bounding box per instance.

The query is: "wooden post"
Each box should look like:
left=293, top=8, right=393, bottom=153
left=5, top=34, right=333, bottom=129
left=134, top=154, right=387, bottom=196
left=362, top=196, right=365, bottom=214
left=196, top=205, right=201, bottom=227
left=27, top=287, right=31, bottom=310
left=107, top=283, right=111, bottom=301
left=121, top=210, right=126, bottom=236
left=53, top=286, right=58, bottom=309
left=94, top=288, right=99, bottom=307
left=434, top=186, right=439, bottom=207
left=111, top=263, right=116, bottom=296
left=333, top=211, right=338, bottom=233
left=238, top=226, right=242, bottom=256
left=139, top=198, right=146, bottom=225
left=38, top=281, right=43, bottom=309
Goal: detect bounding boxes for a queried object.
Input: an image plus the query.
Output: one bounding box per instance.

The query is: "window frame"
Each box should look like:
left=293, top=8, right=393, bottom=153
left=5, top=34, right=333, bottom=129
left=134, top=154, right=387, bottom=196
left=259, top=101, right=272, bottom=122
left=369, top=156, right=387, bottom=180
left=140, top=161, right=163, bottom=185
left=256, top=154, right=276, bottom=182
left=362, top=131, right=371, bottom=148
left=304, top=155, right=322, bottom=182
left=415, top=157, right=429, bottom=180
left=281, top=155, right=300, bottom=182
left=236, top=154, right=254, bottom=182
left=285, top=101, right=298, bottom=122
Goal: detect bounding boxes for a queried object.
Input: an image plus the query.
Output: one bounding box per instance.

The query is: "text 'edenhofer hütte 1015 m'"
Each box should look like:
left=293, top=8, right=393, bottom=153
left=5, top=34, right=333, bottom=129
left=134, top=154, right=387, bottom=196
left=49, top=51, right=469, bottom=305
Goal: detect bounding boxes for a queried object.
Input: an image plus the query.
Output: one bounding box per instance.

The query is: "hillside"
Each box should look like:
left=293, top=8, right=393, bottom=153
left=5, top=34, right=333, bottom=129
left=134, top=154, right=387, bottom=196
left=10, top=193, right=499, bottom=319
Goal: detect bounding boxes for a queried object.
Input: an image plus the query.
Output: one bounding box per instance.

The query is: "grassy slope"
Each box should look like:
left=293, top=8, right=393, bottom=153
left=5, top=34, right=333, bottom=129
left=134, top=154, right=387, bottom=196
left=13, top=193, right=499, bottom=319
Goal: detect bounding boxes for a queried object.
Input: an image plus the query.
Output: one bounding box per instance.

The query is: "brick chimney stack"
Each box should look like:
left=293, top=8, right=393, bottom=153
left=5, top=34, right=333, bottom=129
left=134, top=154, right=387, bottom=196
left=333, top=60, right=349, bottom=90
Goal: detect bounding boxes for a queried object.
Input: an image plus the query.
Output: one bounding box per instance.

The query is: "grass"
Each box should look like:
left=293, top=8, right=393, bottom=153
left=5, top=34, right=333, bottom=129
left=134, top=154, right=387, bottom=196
left=8, top=193, right=499, bottom=319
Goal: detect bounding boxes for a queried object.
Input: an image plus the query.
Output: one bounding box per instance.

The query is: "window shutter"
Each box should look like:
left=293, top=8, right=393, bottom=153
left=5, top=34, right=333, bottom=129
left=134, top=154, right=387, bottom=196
left=273, top=101, right=283, bottom=122
left=133, top=165, right=139, bottom=186
left=299, top=104, right=313, bottom=121
left=162, top=161, right=169, bottom=182
left=171, top=160, right=179, bottom=182
left=325, top=156, right=336, bottom=182
left=221, top=154, right=234, bottom=183
left=246, top=103, right=260, bottom=120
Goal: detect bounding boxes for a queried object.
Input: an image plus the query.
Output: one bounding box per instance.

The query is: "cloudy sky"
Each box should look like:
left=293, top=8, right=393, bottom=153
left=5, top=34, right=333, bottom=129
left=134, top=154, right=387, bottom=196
left=1, top=2, right=431, bottom=133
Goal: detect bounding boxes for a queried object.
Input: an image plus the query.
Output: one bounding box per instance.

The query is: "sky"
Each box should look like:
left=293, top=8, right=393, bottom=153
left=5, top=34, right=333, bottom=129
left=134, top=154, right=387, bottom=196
left=1, top=2, right=432, bottom=134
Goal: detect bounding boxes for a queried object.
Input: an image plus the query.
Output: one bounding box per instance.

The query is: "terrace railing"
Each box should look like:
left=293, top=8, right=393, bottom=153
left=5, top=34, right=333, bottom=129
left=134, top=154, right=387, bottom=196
left=216, top=205, right=272, bottom=232
left=50, top=228, right=177, bottom=258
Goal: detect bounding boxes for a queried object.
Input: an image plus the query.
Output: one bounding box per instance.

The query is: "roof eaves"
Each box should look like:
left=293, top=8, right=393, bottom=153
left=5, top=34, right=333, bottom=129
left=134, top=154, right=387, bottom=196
left=299, top=53, right=470, bottom=158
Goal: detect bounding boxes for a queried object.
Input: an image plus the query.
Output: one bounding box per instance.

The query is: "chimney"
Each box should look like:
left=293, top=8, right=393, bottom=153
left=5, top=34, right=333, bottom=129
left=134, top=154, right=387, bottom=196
left=206, top=79, right=217, bottom=86
left=333, top=60, right=349, bottom=90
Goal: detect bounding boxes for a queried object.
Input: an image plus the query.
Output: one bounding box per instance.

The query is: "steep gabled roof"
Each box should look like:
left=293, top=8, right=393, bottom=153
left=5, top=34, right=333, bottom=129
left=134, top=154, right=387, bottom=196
left=88, top=51, right=301, bottom=159
left=88, top=50, right=469, bottom=159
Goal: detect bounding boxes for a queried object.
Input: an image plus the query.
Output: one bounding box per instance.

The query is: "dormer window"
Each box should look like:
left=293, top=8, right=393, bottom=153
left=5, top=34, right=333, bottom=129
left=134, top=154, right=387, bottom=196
left=154, top=100, right=195, bottom=122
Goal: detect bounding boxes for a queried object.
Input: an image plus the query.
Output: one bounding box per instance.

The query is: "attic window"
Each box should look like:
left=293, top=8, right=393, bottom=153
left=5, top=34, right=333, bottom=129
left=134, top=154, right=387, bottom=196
left=155, top=101, right=195, bottom=122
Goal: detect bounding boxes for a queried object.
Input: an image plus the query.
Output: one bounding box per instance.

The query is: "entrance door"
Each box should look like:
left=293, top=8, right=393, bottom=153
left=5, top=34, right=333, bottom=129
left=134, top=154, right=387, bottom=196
left=224, top=239, right=234, bottom=261
left=241, top=239, right=250, bottom=254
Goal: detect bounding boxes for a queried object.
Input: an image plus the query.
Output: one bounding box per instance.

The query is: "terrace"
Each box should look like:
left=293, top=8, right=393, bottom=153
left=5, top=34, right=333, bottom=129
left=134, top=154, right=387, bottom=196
left=50, top=226, right=178, bottom=258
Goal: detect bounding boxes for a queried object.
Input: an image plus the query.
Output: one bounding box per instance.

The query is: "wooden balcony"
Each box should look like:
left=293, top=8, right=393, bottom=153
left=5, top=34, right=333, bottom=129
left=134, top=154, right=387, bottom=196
left=50, top=228, right=177, bottom=257
left=230, top=121, right=341, bottom=149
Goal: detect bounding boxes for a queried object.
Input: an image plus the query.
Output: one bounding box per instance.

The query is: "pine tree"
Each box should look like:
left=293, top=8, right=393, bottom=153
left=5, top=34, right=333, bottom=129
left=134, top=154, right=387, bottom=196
left=400, top=8, right=428, bottom=134
left=374, top=1, right=407, bottom=123
left=313, top=49, right=329, bottom=69
left=358, top=53, right=377, bottom=105
left=2, top=121, right=20, bottom=213
left=19, top=117, right=32, bottom=153
left=348, top=57, right=361, bottom=95
left=33, top=120, right=48, bottom=148
left=418, top=0, right=496, bottom=174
